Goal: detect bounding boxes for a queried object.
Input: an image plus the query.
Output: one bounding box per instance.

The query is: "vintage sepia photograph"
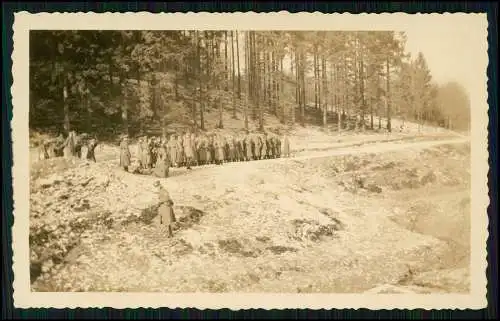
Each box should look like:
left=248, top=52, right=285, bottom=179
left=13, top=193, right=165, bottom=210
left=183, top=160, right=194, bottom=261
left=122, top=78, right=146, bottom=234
left=12, top=12, right=489, bottom=309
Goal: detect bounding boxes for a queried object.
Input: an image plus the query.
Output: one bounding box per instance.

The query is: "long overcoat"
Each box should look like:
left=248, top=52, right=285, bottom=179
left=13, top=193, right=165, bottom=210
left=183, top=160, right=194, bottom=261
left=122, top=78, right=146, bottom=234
left=119, top=139, right=131, bottom=167
left=158, top=186, right=176, bottom=225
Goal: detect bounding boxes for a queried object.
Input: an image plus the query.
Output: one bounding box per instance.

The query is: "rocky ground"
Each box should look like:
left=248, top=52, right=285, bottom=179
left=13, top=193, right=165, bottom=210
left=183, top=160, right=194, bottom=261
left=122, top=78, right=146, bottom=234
left=29, top=126, right=470, bottom=293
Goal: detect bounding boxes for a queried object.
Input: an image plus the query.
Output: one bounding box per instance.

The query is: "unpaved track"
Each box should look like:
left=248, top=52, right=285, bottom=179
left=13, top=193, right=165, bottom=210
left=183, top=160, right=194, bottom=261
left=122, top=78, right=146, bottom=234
left=245, top=137, right=468, bottom=163
left=137, top=136, right=470, bottom=177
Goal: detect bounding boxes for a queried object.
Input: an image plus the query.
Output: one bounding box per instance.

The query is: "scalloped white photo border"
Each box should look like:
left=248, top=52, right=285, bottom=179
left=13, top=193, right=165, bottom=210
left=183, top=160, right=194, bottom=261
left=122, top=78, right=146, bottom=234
left=10, top=11, right=490, bottom=310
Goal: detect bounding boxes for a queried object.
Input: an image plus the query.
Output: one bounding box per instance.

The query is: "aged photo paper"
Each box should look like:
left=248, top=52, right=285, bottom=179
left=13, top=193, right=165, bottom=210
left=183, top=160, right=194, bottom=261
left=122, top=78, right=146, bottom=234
left=12, top=11, right=489, bottom=309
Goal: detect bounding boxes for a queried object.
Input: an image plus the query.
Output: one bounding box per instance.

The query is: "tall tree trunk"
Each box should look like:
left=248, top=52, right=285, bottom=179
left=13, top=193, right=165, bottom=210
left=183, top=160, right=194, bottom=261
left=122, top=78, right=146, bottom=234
left=85, top=93, right=92, bottom=133
left=213, top=33, right=223, bottom=129
left=236, top=31, right=241, bottom=99
left=359, top=49, right=366, bottom=132
left=295, top=49, right=299, bottom=106
left=119, top=75, right=128, bottom=136
left=322, top=56, right=327, bottom=128
left=317, top=50, right=322, bottom=111
left=174, top=64, right=179, bottom=100
left=250, top=32, right=257, bottom=120
left=193, top=31, right=200, bottom=130
left=224, top=31, right=229, bottom=91
left=262, top=47, right=267, bottom=107
left=199, top=33, right=206, bottom=131
left=300, top=52, right=306, bottom=127
left=231, top=30, right=237, bottom=119
left=376, top=69, right=381, bottom=130
left=313, top=47, right=318, bottom=109
left=244, top=31, right=250, bottom=130
left=256, top=34, right=264, bottom=131
left=279, top=54, right=284, bottom=123
left=336, top=63, right=342, bottom=134
left=386, top=57, right=392, bottom=132
left=292, top=48, right=298, bottom=124
left=63, top=77, right=70, bottom=134
left=271, top=51, right=276, bottom=113
left=150, top=75, right=157, bottom=118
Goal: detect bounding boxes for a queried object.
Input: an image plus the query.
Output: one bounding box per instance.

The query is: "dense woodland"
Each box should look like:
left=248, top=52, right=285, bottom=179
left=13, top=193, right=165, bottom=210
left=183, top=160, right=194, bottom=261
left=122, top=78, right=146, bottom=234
left=29, top=30, right=471, bottom=140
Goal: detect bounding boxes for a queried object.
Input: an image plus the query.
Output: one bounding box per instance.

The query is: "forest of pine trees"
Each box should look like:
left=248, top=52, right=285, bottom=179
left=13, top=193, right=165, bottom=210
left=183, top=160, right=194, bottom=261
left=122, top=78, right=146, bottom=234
left=29, top=30, right=471, bottom=139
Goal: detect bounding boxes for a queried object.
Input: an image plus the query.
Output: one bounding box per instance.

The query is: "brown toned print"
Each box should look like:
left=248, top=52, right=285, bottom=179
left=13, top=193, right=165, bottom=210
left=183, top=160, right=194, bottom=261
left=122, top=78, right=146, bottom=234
left=11, top=12, right=488, bottom=310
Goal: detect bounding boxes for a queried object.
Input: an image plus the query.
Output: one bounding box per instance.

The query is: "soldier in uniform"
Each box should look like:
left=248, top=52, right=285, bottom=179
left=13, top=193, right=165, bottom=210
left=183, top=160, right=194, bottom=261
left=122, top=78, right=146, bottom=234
left=151, top=136, right=157, bottom=167
left=54, top=134, right=65, bottom=157
left=37, top=141, right=49, bottom=161
left=238, top=134, right=245, bottom=162
left=168, top=135, right=177, bottom=168
left=151, top=137, right=160, bottom=167
left=231, top=135, right=239, bottom=162
left=190, top=133, right=197, bottom=166
left=282, top=134, right=290, bottom=158
left=198, top=134, right=207, bottom=166
left=266, top=133, right=274, bottom=159
left=261, top=134, right=268, bottom=159
left=137, top=137, right=144, bottom=168
left=176, top=134, right=184, bottom=167
left=46, top=140, right=56, bottom=159
left=245, top=133, right=253, bottom=161
left=254, top=134, right=262, bottom=160
left=86, top=137, right=98, bottom=162
left=149, top=137, right=156, bottom=168
left=153, top=144, right=170, bottom=178
left=154, top=181, right=176, bottom=237
left=119, top=135, right=131, bottom=172
left=144, top=136, right=151, bottom=168
left=275, top=135, right=282, bottom=158
left=63, top=131, right=77, bottom=159
left=155, top=138, right=166, bottom=166
left=204, top=134, right=211, bottom=166
left=207, top=134, right=213, bottom=164
left=74, top=133, right=88, bottom=159
left=183, top=131, right=193, bottom=169
left=166, top=135, right=172, bottom=167
left=216, top=135, right=225, bottom=165
left=228, top=135, right=236, bottom=162
left=139, top=137, right=147, bottom=169
left=221, top=135, right=231, bottom=163
left=239, top=134, right=245, bottom=162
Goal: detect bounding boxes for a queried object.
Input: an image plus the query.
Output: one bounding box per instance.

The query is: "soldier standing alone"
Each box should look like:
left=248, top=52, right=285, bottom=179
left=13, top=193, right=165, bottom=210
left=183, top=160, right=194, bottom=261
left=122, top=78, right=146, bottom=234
left=154, top=181, right=176, bottom=238
left=119, top=135, right=131, bottom=172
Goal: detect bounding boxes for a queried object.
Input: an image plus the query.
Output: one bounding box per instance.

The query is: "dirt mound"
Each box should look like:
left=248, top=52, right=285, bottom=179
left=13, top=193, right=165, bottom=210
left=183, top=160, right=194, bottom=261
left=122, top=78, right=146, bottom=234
left=31, top=158, right=78, bottom=181
left=30, top=158, right=161, bottom=284
left=317, top=143, right=471, bottom=194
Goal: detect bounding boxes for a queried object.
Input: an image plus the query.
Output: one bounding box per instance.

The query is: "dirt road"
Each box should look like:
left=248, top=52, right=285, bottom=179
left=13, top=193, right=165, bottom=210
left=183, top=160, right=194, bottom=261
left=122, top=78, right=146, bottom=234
left=151, top=136, right=470, bottom=178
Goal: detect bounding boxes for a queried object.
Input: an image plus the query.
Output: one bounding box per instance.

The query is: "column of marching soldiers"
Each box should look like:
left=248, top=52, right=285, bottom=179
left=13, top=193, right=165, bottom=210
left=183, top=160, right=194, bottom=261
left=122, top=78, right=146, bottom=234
left=121, top=130, right=291, bottom=176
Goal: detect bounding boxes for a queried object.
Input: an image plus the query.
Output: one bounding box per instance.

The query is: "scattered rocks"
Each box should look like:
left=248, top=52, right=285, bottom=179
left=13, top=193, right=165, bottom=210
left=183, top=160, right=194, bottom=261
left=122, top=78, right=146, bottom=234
left=218, top=238, right=260, bottom=258
left=290, top=218, right=343, bottom=242
left=172, top=238, right=194, bottom=256
left=205, top=280, right=228, bottom=292
left=266, top=245, right=298, bottom=255
left=420, top=170, right=437, bottom=185
left=366, top=183, right=383, bottom=194
left=255, top=236, right=270, bottom=243
left=37, top=174, right=64, bottom=189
